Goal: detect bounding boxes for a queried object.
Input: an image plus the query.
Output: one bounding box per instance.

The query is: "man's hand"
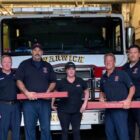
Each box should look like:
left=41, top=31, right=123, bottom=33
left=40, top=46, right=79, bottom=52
left=25, top=91, right=37, bottom=100
left=51, top=98, right=57, bottom=111
left=99, top=97, right=106, bottom=102
left=80, top=103, right=87, bottom=113
left=17, top=80, right=38, bottom=100
left=121, top=99, right=131, bottom=109
left=99, top=92, right=106, bottom=102
left=121, top=85, right=135, bottom=109
left=51, top=104, right=57, bottom=111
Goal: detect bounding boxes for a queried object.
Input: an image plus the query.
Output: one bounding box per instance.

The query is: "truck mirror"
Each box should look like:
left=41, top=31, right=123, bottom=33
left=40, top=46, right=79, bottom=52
left=126, top=26, right=135, bottom=49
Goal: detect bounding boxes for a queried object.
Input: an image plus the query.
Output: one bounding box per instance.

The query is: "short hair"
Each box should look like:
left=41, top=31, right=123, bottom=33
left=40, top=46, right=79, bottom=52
left=129, top=44, right=140, bottom=52
left=1, top=55, right=12, bottom=62
left=104, top=53, right=116, bottom=61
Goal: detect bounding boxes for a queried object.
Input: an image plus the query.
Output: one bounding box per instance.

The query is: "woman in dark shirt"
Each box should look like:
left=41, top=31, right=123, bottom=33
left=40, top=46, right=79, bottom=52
left=51, top=62, right=89, bottom=140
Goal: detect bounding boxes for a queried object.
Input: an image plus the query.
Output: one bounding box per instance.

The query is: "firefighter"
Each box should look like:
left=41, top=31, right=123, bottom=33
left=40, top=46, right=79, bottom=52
left=15, top=43, right=56, bottom=140
left=123, top=45, right=140, bottom=140
left=0, top=55, right=21, bottom=140
left=51, top=62, right=89, bottom=140
left=100, top=53, right=135, bottom=140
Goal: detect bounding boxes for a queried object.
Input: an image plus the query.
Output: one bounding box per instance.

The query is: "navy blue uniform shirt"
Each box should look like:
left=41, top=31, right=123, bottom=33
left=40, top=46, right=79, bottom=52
left=0, top=69, right=17, bottom=101
left=123, top=60, right=140, bottom=99
left=100, top=69, right=133, bottom=101
left=15, top=58, right=56, bottom=92
left=56, top=77, right=88, bottom=113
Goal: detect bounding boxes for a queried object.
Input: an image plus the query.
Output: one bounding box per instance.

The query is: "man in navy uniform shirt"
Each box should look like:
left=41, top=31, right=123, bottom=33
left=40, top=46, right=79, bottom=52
left=100, top=53, right=135, bottom=140
left=51, top=62, right=89, bottom=140
left=123, top=45, right=140, bottom=140
left=16, top=43, right=56, bottom=140
left=0, top=55, right=21, bottom=140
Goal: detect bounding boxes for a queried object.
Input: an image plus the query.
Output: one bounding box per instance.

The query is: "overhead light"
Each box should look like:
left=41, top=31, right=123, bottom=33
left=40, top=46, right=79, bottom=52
left=12, top=6, right=111, bottom=14
left=16, top=29, right=20, bottom=37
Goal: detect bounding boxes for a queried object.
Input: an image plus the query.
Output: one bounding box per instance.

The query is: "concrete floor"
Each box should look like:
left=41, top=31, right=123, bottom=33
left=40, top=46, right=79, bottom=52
left=8, top=125, right=140, bottom=140
left=8, top=125, right=105, bottom=140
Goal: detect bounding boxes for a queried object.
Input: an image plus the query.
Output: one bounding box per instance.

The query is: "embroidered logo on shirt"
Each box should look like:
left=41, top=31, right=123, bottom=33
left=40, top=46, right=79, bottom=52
left=133, top=68, right=138, bottom=74
left=76, top=84, right=81, bottom=87
left=0, top=77, right=4, bottom=80
left=43, top=67, right=48, bottom=73
left=114, top=76, right=119, bottom=82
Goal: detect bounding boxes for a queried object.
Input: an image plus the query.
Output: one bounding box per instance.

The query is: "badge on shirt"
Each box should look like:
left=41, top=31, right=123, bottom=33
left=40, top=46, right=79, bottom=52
left=133, top=68, right=138, bottom=74
left=114, top=76, right=119, bottom=82
left=43, top=67, right=48, bottom=74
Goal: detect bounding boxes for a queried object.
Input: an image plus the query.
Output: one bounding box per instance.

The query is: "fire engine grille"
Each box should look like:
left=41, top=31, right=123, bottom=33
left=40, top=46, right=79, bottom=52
left=55, top=67, right=95, bottom=100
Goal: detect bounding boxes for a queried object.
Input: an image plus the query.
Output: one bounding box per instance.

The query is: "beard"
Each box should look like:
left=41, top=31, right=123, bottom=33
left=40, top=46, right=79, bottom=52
left=33, top=54, right=42, bottom=61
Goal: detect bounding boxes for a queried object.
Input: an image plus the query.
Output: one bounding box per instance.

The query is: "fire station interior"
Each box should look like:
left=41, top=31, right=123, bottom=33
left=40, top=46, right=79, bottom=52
left=0, top=0, right=140, bottom=46
left=0, top=0, right=140, bottom=44
left=0, top=0, right=140, bottom=140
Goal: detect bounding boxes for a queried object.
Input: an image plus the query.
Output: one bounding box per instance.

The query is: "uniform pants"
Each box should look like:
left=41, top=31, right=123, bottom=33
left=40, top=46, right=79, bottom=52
left=23, top=100, right=52, bottom=140
left=128, top=108, right=140, bottom=140
left=58, top=111, right=82, bottom=140
left=105, top=109, right=129, bottom=140
left=0, top=102, right=21, bottom=140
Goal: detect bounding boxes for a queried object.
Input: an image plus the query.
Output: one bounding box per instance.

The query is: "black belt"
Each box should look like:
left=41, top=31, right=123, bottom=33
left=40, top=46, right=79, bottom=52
left=0, top=100, right=18, bottom=105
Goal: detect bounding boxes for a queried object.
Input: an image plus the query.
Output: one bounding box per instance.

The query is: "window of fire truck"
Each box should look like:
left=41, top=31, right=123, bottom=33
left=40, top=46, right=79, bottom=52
left=2, top=17, right=123, bottom=55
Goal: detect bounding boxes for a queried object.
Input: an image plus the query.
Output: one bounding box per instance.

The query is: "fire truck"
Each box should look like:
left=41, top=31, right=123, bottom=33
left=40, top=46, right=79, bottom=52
left=0, top=8, right=134, bottom=130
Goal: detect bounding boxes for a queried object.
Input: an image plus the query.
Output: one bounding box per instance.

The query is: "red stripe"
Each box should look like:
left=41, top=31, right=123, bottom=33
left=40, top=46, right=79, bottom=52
left=87, top=101, right=140, bottom=109
left=17, top=92, right=68, bottom=100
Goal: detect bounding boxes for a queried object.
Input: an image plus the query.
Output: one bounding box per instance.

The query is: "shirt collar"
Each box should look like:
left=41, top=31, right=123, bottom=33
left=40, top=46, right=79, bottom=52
left=130, top=60, right=140, bottom=68
left=31, top=58, right=45, bottom=68
left=65, top=77, right=77, bottom=84
left=0, top=69, right=14, bottom=77
left=104, top=68, right=117, bottom=78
